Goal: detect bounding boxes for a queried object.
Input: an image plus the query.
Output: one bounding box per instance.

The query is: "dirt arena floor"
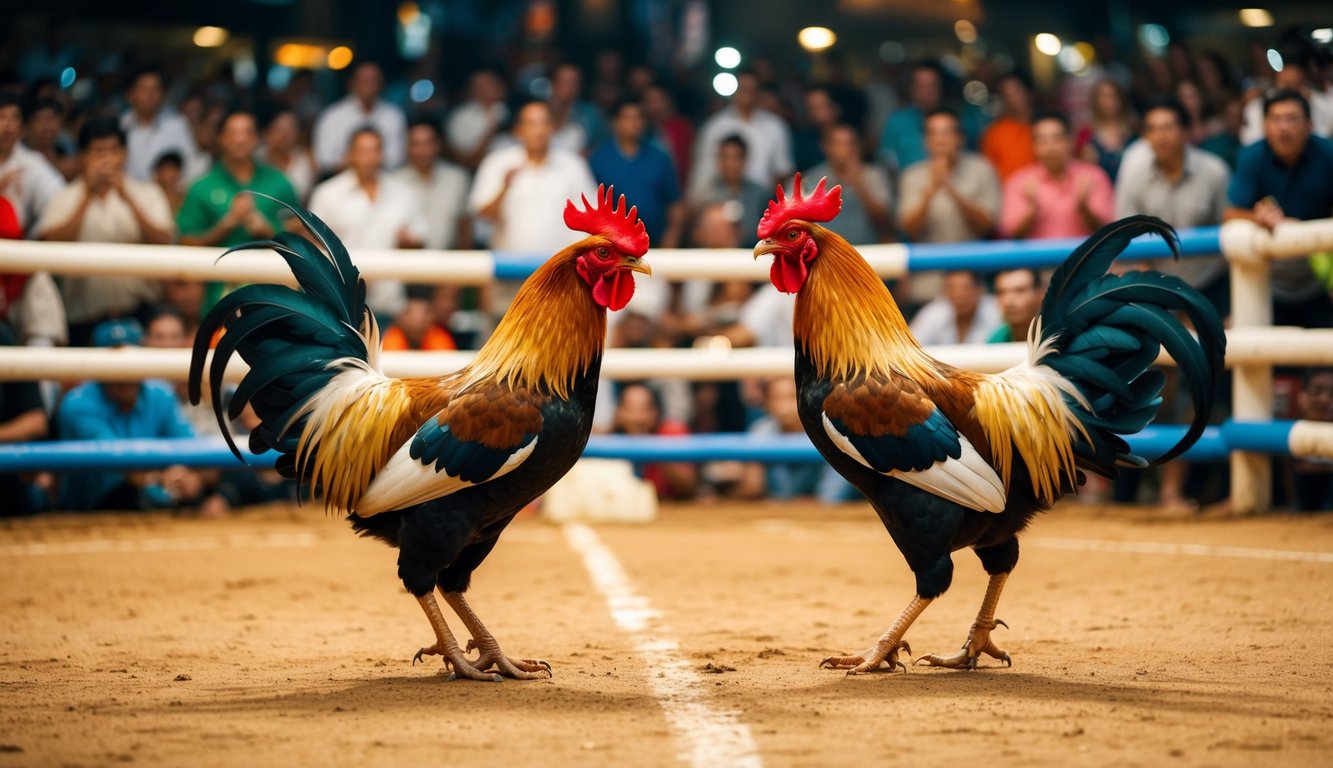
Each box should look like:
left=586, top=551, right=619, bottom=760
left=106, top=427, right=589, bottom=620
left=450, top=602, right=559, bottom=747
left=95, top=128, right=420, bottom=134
left=3, top=499, right=1332, bottom=768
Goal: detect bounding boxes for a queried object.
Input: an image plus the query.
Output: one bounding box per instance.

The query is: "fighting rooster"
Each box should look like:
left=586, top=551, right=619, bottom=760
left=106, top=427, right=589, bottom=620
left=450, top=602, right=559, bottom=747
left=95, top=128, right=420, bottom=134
left=753, top=174, right=1224, bottom=674
left=188, top=187, right=650, bottom=681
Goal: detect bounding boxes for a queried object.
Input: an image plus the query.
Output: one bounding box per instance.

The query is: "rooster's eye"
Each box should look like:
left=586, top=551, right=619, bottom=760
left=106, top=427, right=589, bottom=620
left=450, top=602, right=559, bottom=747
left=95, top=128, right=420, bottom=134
left=597, top=247, right=609, bottom=257
left=786, top=230, right=799, bottom=240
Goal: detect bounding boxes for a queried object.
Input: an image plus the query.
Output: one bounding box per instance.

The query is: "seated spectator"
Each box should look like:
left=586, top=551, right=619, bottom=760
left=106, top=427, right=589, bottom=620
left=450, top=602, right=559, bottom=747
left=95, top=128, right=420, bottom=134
left=793, top=85, right=842, bottom=172
left=641, top=84, right=693, bottom=189
left=23, top=96, right=76, bottom=181
left=37, top=116, right=172, bottom=346
left=119, top=66, right=196, bottom=182
left=987, top=268, right=1044, bottom=343
left=999, top=111, right=1114, bottom=240
left=1076, top=79, right=1136, bottom=182
left=382, top=286, right=457, bottom=352
left=151, top=151, right=186, bottom=215
left=878, top=61, right=943, bottom=173
left=1116, top=98, right=1230, bottom=307
left=908, top=269, right=1001, bottom=346
left=312, top=61, right=406, bottom=173
left=688, top=70, right=793, bottom=199
left=548, top=62, right=607, bottom=154
left=900, top=107, right=1000, bottom=244
left=1240, top=50, right=1333, bottom=146
left=56, top=319, right=205, bottom=511
left=745, top=376, right=857, bottom=503
left=391, top=117, right=470, bottom=250
left=177, top=109, right=299, bottom=310
left=160, top=279, right=206, bottom=338
left=802, top=123, right=892, bottom=244
left=1223, top=90, right=1333, bottom=328
left=981, top=71, right=1036, bottom=181
left=258, top=105, right=316, bottom=204
left=1291, top=367, right=1333, bottom=511
left=611, top=382, right=697, bottom=501
left=0, top=92, right=65, bottom=233
left=308, top=127, right=427, bottom=323
left=446, top=67, right=509, bottom=172
left=0, top=319, right=50, bottom=515
left=690, top=134, right=770, bottom=238
left=589, top=99, right=684, bottom=248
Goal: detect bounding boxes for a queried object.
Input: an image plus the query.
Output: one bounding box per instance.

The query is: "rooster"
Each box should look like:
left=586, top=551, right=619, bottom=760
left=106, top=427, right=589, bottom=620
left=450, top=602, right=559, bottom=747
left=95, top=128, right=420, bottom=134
left=188, top=187, right=651, bottom=681
left=753, top=174, right=1224, bottom=674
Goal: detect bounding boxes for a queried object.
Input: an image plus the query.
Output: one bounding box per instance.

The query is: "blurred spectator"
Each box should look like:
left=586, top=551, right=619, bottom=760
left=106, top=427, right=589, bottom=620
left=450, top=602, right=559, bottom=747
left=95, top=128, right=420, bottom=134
left=313, top=62, right=406, bottom=172
left=802, top=124, right=892, bottom=244
left=548, top=62, right=607, bottom=154
left=56, top=318, right=204, bottom=511
left=612, top=382, right=697, bottom=501
left=1176, top=79, right=1218, bottom=145
left=37, top=116, right=171, bottom=346
left=151, top=151, right=186, bottom=214
left=878, top=62, right=944, bottom=173
left=0, top=319, right=49, bottom=515
left=987, top=268, right=1044, bottom=343
left=1291, top=367, right=1333, bottom=511
left=391, top=117, right=470, bottom=250
left=382, top=286, right=457, bottom=352
left=793, top=85, right=841, bottom=172
left=16, top=20, right=77, bottom=86
left=446, top=67, right=509, bottom=172
left=309, top=127, right=426, bottom=321
left=588, top=99, right=684, bottom=248
left=908, top=269, right=1001, bottom=345
left=258, top=106, right=316, bottom=204
left=981, top=71, right=1037, bottom=181
left=1240, top=51, right=1333, bottom=145
left=470, top=100, right=596, bottom=255
left=745, top=376, right=856, bottom=503
left=688, top=70, right=793, bottom=199
left=1199, top=95, right=1244, bottom=169
left=1116, top=98, right=1230, bottom=304
left=641, top=84, right=694, bottom=189
left=690, top=134, right=770, bottom=238
left=1224, top=90, right=1333, bottom=328
left=900, top=107, right=1000, bottom=244
left=1000, top=112, right=1114, bottom=239
left=23, top=96, right=76, bottom=181
left=160, top=279, right=206, bottom=338
left=0, top=92, right=65, bottom=233
left=120, top=66, right=196, bottom=182
left=1077, top=79, right=1136, bottom=182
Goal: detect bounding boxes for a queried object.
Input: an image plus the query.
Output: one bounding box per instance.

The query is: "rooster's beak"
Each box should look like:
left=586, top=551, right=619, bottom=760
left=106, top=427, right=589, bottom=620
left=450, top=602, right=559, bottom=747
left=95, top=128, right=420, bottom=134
left=623, top=257, right=652, bottom=276
left=753, top=239, right=778, bottom=259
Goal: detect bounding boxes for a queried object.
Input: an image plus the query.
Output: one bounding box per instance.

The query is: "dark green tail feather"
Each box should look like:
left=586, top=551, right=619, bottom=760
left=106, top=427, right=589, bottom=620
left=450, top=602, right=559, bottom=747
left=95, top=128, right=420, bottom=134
left=1038, top=215, right=1226, bottom=474
left=187, top=201, right=372, bottom=478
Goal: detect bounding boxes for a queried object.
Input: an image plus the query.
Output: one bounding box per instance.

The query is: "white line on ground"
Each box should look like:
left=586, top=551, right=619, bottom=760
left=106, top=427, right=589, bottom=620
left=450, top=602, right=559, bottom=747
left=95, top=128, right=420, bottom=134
left=1028, top=537, right=1333, bottom=563
left=0, top=532, right=320, bottom=557
left=562, top=522, right=764, bottom=768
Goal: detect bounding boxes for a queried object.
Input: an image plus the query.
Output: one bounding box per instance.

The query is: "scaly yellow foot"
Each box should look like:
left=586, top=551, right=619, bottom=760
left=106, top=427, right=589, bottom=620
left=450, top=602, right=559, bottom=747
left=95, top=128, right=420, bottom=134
left=915, top=618, right=1012, bottom=670
left=820, top=639, right=912, bottom=675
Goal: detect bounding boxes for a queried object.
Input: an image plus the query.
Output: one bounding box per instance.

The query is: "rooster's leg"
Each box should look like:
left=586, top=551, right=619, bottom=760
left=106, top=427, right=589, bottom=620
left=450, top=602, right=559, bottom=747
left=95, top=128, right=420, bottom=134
left=442, top=590, right=552, bottom=680
left=411, top=593, right=504, bottom=682
left=820, top=595, right=932, bottom=675
left=916, top=572, right=1012, bottom=669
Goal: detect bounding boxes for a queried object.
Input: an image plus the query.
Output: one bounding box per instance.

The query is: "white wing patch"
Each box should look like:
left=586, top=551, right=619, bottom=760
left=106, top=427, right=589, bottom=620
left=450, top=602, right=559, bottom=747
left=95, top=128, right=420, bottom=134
left=822, top=413, right=1006, bottom=513
left=355, top=436, right=539, bottom=516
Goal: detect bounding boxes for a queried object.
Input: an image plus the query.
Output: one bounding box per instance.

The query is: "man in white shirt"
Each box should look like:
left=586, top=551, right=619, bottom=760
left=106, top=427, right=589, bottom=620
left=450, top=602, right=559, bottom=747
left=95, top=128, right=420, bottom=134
left=312, top=61, right=407, bottom=173
left=908, top=270, right=1002, bottom=346
left=390, top=117, right=470, bottom=250
left=309, top=127, right=427, bottom=321
left=688, top=70, right=794, bottom=199
left=1240, top=53, right=1333, bottom=145
left=0, top=92, right=65, bottom=233
left=119, top=67, right=197, bottom=182
left=469, top=100, right=597, bottom=254
left=37, top=116, right=173, bottom=345
left=446, top=67, right=509, bottom=172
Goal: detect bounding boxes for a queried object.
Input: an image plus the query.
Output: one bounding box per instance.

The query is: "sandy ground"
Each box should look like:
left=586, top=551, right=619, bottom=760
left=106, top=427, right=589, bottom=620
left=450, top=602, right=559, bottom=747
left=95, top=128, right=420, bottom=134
left=2, top=500, right=1332, bottom=768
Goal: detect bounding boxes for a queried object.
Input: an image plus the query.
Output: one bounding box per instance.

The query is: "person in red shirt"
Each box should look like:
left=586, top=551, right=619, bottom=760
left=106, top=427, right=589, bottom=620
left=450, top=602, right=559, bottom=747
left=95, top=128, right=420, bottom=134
left=981, top=71, right=1037, bottom=181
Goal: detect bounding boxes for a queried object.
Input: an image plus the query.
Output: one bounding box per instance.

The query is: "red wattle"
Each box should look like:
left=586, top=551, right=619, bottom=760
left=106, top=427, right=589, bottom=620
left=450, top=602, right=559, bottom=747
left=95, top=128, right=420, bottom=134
left=770, top=254, right=808, bottom=294
left=593, top=268, right=636, bottom=311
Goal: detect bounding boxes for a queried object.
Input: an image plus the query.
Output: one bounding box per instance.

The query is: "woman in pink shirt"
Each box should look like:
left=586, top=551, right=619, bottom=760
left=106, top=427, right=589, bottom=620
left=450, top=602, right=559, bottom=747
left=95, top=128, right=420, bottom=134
left=1000, top=111, right=1114, bottom=240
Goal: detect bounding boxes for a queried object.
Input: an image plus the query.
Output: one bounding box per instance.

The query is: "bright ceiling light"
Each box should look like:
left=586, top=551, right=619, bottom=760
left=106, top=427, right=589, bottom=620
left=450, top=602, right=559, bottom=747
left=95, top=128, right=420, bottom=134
left=1239, top=8, right=1274, bottom=28
left=954, top=20, right=978, bottom=44
left=714, top=47, right=741, bottom=69
left=327, top=46, right=354, bottom=70
left=1313, top=28, right=1333, bottom=44
left=193, top=26, right=230, bottom=48
left=798, top=27, right=837, bottom=52
left=1034, top=33, right=1062, bottom=56
left=1267, top=48, right=1284, bottom=72
left=713, top=72, right=738, bottom=97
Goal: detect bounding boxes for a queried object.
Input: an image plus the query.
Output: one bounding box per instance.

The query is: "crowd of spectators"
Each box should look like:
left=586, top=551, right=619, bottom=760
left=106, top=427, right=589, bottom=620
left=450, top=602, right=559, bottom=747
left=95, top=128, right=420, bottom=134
left=2, top=28, right=1332, bottom=514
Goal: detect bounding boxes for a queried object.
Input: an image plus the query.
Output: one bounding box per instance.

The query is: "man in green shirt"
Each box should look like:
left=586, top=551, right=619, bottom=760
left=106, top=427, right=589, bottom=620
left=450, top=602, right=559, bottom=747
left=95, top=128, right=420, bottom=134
left=987, top=267, right=1044, bottom=343
left=177, top=109, right=298, bottom=307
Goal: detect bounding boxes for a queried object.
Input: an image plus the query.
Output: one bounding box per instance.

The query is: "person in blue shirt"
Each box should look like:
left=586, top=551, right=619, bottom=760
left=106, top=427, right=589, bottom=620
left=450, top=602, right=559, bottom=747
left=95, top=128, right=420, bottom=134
left=1224, top=89, right=1333, bottom=328
left=878, top=61, right=986, bottom=174
left=588, top=99, right=684, bottom=248
left=56, top=318, right=203, bottom=511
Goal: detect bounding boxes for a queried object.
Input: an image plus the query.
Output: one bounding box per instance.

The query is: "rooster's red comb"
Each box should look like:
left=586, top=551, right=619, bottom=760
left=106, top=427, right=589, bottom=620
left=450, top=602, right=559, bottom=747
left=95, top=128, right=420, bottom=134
left=756, top=173, right=843, bottom=240
left=563, top=185, right=649, bottom=258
